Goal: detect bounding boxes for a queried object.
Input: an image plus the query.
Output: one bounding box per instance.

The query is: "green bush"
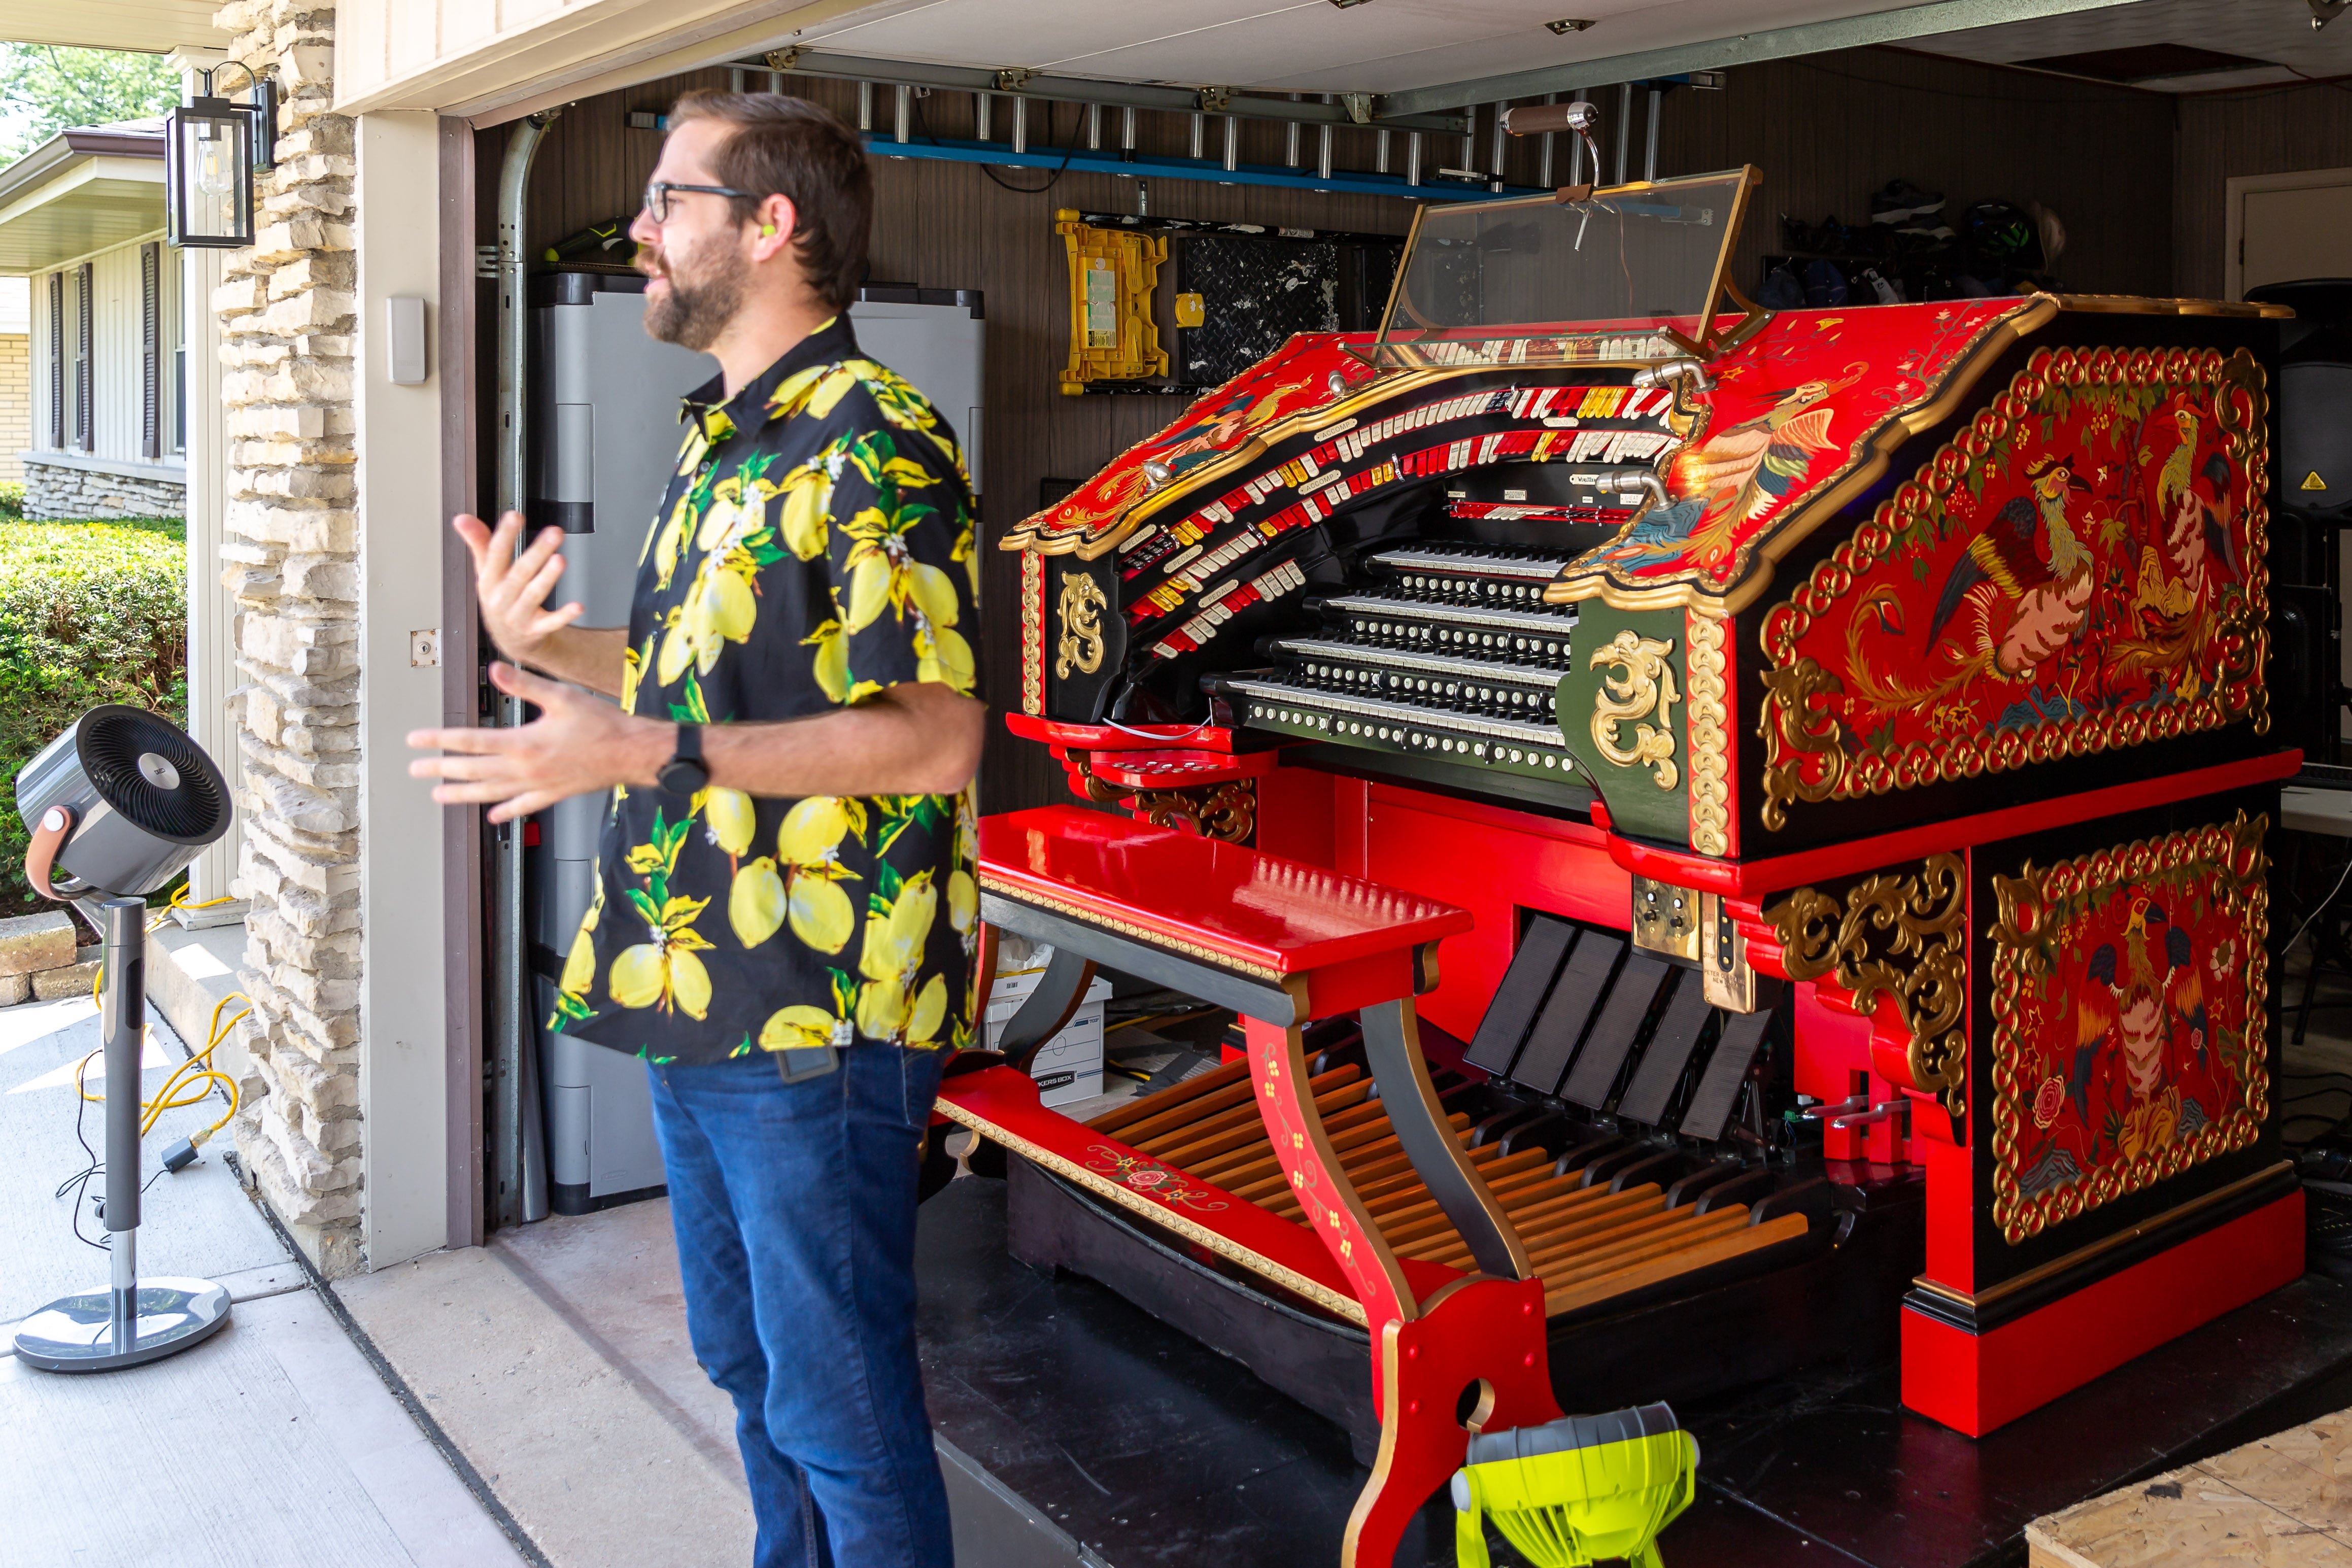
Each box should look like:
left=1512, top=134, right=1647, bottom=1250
left=0, top=517, right=188, bottom=917
left=0, top=482, right=24, bottom=521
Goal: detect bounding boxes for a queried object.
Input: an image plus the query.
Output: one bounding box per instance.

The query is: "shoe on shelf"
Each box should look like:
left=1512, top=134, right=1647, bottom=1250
left=1869, top=178, right=1946, bottom=225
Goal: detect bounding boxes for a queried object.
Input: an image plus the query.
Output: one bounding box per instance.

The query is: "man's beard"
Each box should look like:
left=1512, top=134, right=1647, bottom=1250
left=642, top=245, right=746, bottom=352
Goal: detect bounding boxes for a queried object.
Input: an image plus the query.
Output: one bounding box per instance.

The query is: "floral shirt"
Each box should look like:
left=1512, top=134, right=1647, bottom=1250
left=554, top=315, right=981, bottom=1066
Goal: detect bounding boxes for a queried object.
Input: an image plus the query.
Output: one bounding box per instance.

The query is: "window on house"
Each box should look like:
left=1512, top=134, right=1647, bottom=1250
left=142, top=242, right=162, bottom=462
left=73, top=261, right=93, bottom=453
left=172, top=251, right=187, bottom=456
left=46, top=271, right=62, bottom=450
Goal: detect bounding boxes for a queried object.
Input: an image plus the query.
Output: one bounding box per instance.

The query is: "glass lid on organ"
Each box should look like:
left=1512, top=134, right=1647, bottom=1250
left=1372, top=167, right=1759, bottom=371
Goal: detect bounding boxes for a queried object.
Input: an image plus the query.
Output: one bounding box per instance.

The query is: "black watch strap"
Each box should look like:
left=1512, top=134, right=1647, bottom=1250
left=657, top=723, right=709, bottom=795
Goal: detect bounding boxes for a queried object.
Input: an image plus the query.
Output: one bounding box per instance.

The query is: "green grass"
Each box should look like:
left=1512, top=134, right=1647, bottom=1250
left=0, top=517, right=188, bottom=918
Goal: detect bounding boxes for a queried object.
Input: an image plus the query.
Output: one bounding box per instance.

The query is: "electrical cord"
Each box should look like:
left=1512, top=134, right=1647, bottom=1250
left=2283, top=853, right=2352, bottom=970
left=150, top=883, right=240, bottom=934
left=57, top=988, right=252, bottom=1247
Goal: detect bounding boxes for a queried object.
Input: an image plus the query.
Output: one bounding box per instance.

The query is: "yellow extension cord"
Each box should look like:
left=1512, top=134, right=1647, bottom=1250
left=76, top=885, right=252, bottom=1152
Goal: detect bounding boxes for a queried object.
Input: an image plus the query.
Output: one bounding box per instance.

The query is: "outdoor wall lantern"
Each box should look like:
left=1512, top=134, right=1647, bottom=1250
left=164, top=64, right=278, bottom=249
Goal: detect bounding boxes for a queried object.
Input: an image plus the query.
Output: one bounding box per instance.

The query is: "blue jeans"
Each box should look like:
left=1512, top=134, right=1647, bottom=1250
left=648, top=1046, right=952, bottom=1568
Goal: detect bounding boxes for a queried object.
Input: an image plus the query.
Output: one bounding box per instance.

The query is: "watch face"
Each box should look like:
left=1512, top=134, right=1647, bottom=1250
left=659, top=759, right=709, bottom=794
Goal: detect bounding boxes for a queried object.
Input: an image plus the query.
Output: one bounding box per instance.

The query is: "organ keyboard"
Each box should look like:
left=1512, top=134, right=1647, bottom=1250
left=1216, top=539, right=1587, bottom=798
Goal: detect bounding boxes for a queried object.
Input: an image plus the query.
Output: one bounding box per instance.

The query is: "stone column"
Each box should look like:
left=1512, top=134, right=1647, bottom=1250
left=213, top=0, right=366, bottom=1275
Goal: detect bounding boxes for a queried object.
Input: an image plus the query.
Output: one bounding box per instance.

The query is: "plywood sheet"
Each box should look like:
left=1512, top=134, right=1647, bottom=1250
left=2029, top=1413, right=2352, bottom=1566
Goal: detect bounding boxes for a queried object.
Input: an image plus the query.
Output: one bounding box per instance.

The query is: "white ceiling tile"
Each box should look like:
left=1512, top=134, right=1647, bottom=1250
left=1910, top=0, right=2352, bottom=90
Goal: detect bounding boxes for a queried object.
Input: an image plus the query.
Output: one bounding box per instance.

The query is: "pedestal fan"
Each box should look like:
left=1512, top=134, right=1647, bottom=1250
left=11, top=705, right=235, bottom=1372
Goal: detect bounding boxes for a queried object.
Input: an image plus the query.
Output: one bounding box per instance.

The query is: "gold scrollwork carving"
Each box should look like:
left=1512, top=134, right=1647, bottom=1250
left=1767, top=853, right=1969, bottom=1121
left=1588, top=629, right=1681, bottom=790
left=1074, top=762, right=1256, bottom=845
left=1054, top=570, right=1109, bottom=679
left=1757, top=657, right=1847, bottom=832
left=1019, top=552, right=1045, bottom=714
left=1685, top=612, right=1730, bottom=855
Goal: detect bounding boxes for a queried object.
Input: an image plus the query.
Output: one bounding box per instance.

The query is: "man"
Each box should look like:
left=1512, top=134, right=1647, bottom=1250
left=408, top=91, right=980, bottom=1568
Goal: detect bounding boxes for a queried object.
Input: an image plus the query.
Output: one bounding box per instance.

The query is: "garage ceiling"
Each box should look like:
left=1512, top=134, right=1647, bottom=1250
left=781, top=0, right=2154, bottom=97
left=0, top=0, right=224, bottom=52
left=1910, top=0, right=2351, bottom=91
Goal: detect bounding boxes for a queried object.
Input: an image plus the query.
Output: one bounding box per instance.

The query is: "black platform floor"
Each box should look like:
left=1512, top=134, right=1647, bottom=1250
left=915, top=1175, right=2352, bottom=1568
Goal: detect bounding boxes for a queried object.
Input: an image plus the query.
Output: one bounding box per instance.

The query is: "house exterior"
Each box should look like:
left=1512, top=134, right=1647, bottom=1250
left=0, top=121, right=185, bottom=519
left=0, top=277, right=28, bottom=486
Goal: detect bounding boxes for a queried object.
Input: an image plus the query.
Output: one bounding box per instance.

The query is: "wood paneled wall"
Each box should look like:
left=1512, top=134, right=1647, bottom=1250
left=1646, top=47, right=2176, bottom=299
left=484, top=70, right=1427, bottom=814
left=2176, top=80, right=2352, bottom=300
left=478, top=47, right=2184, bottom=814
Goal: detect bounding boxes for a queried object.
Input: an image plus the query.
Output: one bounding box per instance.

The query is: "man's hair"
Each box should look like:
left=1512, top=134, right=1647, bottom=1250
left=666, top=91, right=870, bottom=313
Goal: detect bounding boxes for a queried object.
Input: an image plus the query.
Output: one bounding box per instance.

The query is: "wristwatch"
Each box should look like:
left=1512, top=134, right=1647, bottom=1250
left=656, top=723, right=709, bottom=795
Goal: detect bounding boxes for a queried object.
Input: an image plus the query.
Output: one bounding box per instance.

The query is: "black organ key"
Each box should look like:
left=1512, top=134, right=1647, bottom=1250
left=1681, top=1009, right=1774, bottom=1144
left=1508, top=930, right=1626, bottom=1097
left=1616, top=969, right=1716, bottom=1126
left=1560, top=949, right=1675, bottom=1111
left=1462, top=914, right=1577, bottom=1079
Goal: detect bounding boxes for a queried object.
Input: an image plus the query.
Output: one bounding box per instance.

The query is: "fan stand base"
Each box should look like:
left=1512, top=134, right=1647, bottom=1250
left=11, top=1277, right=232, bottom=1372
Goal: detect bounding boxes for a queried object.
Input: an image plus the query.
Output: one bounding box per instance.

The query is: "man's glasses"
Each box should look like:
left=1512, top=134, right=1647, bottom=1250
left=642, top=180, right=749, bottom=223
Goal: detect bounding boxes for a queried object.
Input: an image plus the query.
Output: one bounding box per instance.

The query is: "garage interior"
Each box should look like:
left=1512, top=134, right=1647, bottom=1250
left=408, top=3, right=2352, bottom=1564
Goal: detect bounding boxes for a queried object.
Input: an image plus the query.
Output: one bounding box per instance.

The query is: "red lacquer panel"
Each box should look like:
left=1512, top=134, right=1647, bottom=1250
left=1564, top=298, right=2042, bottom=601
left=1759, top=346, right=2270, bottom=828
left=1985, top=812, right=2271, bottom=1246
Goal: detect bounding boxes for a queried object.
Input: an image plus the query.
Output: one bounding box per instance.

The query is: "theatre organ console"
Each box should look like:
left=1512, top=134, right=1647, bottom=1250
left=934, top=157, right=2300, bottom=1561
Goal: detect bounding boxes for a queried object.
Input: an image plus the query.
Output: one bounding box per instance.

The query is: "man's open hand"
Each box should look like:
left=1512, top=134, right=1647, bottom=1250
left=458, top=511, right=587, bottom=668
left=407, top=662, right=668, bottom=823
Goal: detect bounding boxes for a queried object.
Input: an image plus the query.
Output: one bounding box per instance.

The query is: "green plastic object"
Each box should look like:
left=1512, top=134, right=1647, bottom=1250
left=1451, top=1404, right=1698, bottom=1568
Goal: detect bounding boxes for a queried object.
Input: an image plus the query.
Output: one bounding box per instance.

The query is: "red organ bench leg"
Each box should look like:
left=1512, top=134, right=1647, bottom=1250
left=941, top=805, right=1562, bottom=1568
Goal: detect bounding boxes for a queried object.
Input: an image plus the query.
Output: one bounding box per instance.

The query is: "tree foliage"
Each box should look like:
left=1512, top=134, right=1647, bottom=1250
left=0, top=44, right=178, bottom=163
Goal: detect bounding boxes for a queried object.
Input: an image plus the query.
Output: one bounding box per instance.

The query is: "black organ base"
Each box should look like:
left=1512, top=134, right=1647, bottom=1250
left=918, top=1174, right=2352, bottom=1568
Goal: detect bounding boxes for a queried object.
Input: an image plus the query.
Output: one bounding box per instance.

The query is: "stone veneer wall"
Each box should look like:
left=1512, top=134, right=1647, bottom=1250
left=210, top=0, right=367, bottom=1275
left=22, top=457, right=187, bottom=520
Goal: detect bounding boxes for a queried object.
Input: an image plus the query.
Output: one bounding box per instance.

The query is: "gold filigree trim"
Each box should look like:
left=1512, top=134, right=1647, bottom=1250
left=979, top=881, right=1291, bottom=983
left=1019, top=550, right=1045, bottom=715
left=1054, top=569, right=1108, bottom=678
left=933, top=1098, right=1367, bottom=1325
left=1073, top=761, right=1257, bottom=845
left=1766, top=854, right=1968, bottom=1121
left=1685, top=612, right=1730, bottom=856
left=1757, top=345, right=2271, bottom=830
left=1985, top=812, right=2270, bottom=1246
left=1588, top=629, right=1681, bottom=790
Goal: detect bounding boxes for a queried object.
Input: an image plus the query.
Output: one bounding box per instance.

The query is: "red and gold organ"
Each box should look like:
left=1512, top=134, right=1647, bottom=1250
left=936, top=162, right=2299, bottom=1561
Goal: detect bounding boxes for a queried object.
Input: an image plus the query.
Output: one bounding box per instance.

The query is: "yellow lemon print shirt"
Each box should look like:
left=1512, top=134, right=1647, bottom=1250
left=555, top=315, right=982, bottom=1065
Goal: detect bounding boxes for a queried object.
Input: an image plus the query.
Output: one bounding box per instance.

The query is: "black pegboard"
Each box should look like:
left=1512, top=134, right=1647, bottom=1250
left=1175, top=237, right=1341, bottom=387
